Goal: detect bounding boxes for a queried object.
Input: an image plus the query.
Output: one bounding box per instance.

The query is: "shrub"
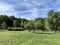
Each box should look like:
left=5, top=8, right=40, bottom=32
left=8, top=27, right=12, bottom=31
left=8, top=27, right=24, bottom=31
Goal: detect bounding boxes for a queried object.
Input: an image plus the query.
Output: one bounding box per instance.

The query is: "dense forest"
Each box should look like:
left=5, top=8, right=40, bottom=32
left=0, top=10, right=60, bottom=33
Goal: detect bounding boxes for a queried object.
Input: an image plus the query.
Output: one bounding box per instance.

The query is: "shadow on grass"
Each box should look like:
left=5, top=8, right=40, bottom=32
left=35, top=32, right=54, bottom=34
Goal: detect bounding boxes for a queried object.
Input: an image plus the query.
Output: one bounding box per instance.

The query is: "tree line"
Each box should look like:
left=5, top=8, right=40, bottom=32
left=0, top=10, right=60, bottom=33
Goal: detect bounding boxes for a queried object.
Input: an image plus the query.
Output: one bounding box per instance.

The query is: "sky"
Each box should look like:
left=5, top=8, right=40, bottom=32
left=0, top=0, right=60, bottom=20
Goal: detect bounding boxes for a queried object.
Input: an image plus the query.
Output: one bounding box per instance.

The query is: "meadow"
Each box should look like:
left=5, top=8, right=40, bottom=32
left=0, top=31, right=60, bottom=45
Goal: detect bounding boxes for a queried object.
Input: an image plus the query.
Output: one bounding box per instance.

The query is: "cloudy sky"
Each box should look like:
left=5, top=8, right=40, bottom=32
left=0, top=0, right=60, bottom=20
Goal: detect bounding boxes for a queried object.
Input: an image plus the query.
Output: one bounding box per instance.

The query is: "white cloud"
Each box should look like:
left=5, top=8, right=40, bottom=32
left=0, top=0, right=59, bottom=20
left=0, top=2, right=13, bottom=12
left=31, top=8, right=38, bottom=17
left=20, top=16, right=31, bottom=20
left=0, top=1, right=18, bottom=16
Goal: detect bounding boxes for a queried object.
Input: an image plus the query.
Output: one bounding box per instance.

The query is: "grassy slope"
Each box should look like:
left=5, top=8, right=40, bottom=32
left=0, top=31, right=60, bottom=45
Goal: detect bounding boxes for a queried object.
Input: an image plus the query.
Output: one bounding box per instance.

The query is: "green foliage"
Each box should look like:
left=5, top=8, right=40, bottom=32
left=34, top=18, right=45, bottom=30
left=13, top=20, right=18, bottom=27
left=9, top=16, right=16, bottom=20
left=0, top=15, right=9, bottom=21
left=8, top=27, right=24, bottom=31
left=24, top=21, right=34, bottom=30
left=45, top=10, right=60, bottom=33
left=1, top=21, right=7, bottom=29
left=21, top=20, right=24, bottom=28
left=45, top=10, right=54, bottom=31
left=8, top=27, right=12, bottom=30
left=24, top=21, right=35, bottom=32
left=0, top=15, right=28, bottom=28
left=53, top=12, right=60, bottom=32
left=0, top=20, right=3, bottom=27
left=0, top=9, right=60, bottom=32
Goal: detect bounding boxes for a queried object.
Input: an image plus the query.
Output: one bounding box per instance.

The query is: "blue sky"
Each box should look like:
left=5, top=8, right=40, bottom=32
left=0, top=0, right=60, bottom=20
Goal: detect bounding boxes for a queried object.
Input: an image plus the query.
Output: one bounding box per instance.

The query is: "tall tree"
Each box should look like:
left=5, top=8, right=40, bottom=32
left=13, top=20, right=18, bottom=27
left=24, top=21, right=35, bottom=32
left=35, top=18, right=45, bottom=31
left=53, top=12, right=60, bottom=32
left=45, top=10, right=54, bottom=31
left=21, top=20, right=24, bottom=28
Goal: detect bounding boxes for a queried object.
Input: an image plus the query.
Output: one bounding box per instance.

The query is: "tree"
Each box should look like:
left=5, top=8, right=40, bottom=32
left=1, top=21, right=7, bottom=29
left=56, top=12, right=60, bottom=32
left=53, top=12, right=60, bottom=32
left=9, top=16, right=16, bottom=20
left=13, top=20, right=18, bottom=27
left=0, top=20, right=3, bottom=27
left=0, top=15, right=9, bottom=21
left=45, top=10, right=54, bottom=31
left=34, top=18, right=45, bottom=31
left=21, top=20, right=24, bottom=28
left=24, top=21, right=35, bottom=32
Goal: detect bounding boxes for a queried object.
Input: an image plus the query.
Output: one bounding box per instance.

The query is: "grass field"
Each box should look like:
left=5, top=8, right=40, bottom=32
left=0, top=31, right=60, bottom=45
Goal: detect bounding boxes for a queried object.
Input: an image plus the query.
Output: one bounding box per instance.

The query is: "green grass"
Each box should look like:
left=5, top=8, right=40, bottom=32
left=0, top=31, right=60, bottom=45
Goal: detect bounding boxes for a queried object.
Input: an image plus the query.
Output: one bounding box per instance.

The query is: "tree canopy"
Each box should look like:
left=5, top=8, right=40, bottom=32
left=0, top=9, right=60, bottom=33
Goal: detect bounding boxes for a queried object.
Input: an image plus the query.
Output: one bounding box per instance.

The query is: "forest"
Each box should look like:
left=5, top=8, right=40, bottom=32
left=0, top=10, right=60, bottom=33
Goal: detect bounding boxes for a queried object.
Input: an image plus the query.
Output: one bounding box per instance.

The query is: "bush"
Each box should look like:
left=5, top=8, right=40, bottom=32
left=8, top=27, right=12, bottom=31
left=8, top=27, right=24, bottom=31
